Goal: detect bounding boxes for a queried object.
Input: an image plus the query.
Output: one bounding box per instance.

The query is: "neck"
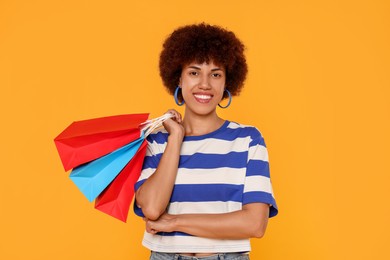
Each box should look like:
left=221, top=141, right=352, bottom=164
left=182, top=108, right=225, bottom=136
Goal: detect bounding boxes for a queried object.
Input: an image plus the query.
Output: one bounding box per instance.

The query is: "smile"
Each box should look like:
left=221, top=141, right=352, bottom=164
left=193, top=94, right=213, bottom=103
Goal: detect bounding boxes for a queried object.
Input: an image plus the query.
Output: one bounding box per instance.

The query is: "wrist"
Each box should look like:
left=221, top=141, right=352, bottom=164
left=171, top=214, right=181, bottom=232
left=168, top=131, right=184, bottom=142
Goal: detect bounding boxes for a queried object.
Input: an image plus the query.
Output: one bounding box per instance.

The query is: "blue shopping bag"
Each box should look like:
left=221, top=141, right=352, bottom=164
left=69, top=135, right=144, bottom=202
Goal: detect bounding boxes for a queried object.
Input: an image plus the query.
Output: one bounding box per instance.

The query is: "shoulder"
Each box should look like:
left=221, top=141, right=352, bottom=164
left=225, top=121, right=267, bottom=147
left=226, top=121, right=263, bottom=139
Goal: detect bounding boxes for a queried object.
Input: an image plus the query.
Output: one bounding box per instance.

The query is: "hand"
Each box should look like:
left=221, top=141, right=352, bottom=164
left=143, top=213, right=177, bottom=234
left=163, top=109, right=185, bottom=139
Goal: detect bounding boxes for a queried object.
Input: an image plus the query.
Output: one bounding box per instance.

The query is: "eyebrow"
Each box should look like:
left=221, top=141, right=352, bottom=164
left=187, top=66, right=224, bottom=71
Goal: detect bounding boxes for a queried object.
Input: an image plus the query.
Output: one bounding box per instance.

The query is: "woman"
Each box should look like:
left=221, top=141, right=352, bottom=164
left=134, top=23, right=278, bottom=260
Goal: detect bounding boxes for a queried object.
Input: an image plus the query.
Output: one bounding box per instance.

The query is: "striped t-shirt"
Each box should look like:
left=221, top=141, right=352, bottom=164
left=134, top=120, right=278, bottom=253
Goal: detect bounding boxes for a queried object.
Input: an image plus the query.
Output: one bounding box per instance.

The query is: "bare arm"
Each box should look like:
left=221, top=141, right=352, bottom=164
left=144, top=203, right=270, bottom=239
left=135, top=111, right=184, bottom=220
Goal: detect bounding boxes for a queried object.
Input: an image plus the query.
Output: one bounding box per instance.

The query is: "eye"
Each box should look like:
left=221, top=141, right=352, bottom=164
left=211, top=73, right=222, bottom=78
left=189, top=71, right=199, bottom=76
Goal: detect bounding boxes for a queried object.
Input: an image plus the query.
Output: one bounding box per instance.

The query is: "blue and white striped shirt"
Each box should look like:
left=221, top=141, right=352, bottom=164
left=134, top=121, right=278, bottom=253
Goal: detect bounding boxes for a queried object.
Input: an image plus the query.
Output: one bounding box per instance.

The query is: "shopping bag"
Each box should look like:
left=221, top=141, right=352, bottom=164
left=54, top=113, right=149, bottom=171
left=95, top=140, right=147, bottom=222
left=55, top=112, right=173, bottom=220
left=69, top=136, right=144, bottom=202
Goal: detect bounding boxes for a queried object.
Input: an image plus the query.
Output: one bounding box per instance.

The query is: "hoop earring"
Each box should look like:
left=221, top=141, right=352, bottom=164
left=174, top=86, right=185, bottom=106
left=218, top=89, right=232, bottom=109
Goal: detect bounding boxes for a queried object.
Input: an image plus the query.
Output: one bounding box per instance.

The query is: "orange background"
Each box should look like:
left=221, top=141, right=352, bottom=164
left=1, top=0, right=389, bottom=259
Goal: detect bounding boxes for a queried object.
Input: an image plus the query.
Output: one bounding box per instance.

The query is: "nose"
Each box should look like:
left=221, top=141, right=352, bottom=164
left=198, top=74, right=211, bottom=89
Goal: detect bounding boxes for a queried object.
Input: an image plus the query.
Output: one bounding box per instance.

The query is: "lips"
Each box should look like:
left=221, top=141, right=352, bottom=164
left=193, top=93, right=213, bottom=103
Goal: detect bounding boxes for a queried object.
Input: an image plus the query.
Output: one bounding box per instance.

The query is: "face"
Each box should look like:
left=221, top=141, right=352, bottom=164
left=179, top=60, right=226, bottom=116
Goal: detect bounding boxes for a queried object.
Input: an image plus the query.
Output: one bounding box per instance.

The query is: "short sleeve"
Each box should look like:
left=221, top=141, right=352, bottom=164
left=242, top=128, right=278, bottom=217
left=133, top=131, right=167, bottom=217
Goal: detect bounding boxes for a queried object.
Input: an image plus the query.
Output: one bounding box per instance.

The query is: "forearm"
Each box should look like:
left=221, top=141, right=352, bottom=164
left=176, top=210, right=267, bottom=239
left=135, top=134, right=182, bottom=220
left=147, top=203, right=270, bottom=239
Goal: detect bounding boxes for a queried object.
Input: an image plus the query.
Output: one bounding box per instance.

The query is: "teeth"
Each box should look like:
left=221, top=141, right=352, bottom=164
left=194, top=94, right=212, bottom=100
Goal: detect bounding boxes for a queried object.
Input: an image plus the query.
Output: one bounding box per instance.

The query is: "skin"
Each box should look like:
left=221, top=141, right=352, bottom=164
left=135, top=61, right=270, bottom=257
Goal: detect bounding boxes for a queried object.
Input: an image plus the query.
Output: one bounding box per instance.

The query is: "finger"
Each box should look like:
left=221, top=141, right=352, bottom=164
left=146, top=223, right=158, bottom=234
left=177, top=113, right=182, bottom=123
left=146, top=226, right=153, bottom=233
left=145, top=222, right=153, bottom=233
left=147, top=229, right=157, bottom=234
left=175, top=112, right=182, bottom=123
left=165, top=109, right=177, bottom=117
left=166, top=109, right=182, bottom=123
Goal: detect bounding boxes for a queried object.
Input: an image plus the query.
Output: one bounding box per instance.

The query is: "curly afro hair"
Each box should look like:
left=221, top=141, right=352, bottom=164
left=159, top=23, right=248, bottom=100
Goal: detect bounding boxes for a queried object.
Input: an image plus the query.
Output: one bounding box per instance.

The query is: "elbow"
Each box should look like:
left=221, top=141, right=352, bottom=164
left=243, top=203, right=270, bottom=238
left=251, top=222, right=267, bottom=238
left=141, top=206, right=163, bottom=221
left=253, top=228, right=266, bottom=238
left=135, top=191, right=162, bottom=221
left=135, top=190, right=167, bottom=220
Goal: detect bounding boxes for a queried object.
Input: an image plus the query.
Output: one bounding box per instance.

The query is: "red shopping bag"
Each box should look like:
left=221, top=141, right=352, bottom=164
left=54, top=113, right=149, bottom=171
left=95, top=140, right=147, bottom=222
